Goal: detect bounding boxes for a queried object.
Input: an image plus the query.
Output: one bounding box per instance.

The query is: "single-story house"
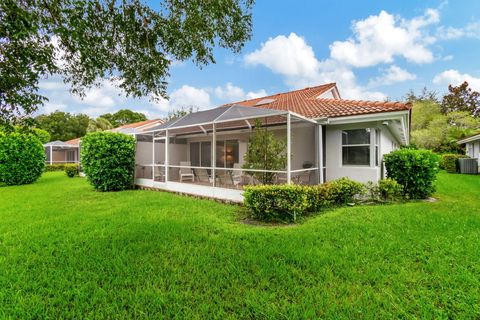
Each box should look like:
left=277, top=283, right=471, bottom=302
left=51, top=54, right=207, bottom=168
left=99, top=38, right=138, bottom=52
left=134, top=83, right=411, bottom=202
left=44, top=138, right=80, bottom=165
left=43, top=119, right=164, bottom=164
left=457, top=133, right=480, bottom=165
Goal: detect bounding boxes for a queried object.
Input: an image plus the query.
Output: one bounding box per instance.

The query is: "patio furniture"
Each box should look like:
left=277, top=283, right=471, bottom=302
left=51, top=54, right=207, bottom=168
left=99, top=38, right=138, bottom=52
left=194, top=168, right=211, bottom=183
left=179, top=161, right=195, bottom=182
left=293, top=171, right=312, bottom=185
left=232, top=163, right=245, bottom=186
left=216, top=171, right=234, bottom=187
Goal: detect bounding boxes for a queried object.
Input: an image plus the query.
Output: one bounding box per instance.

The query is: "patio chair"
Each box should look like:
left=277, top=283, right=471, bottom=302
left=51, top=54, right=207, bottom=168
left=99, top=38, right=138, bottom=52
left=294, top=171, right=311, bottom=185
left=154, top=166, right=165, bottom=182
left=216, top=171, right=234, bottom=188
left=232, top=163, right=245, bottom=186
left=179, top=161, right=195, bottom=182
left=194, top=168, right=210, bottom=183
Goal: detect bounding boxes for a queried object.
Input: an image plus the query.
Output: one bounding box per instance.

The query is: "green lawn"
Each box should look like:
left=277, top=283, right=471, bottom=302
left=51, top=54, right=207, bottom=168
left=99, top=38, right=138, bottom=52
left=0, top=172, right=479, bottom=318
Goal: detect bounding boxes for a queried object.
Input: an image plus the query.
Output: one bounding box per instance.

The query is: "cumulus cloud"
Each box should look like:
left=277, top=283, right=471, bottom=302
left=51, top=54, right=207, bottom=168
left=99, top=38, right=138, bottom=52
left=151, top=85, right=211, bottom=112
left=330, top=9, right=439, bottom=67
left=433, top=69, right=480, bottom=91
left=244, top=33, right=386, bottom=100
left=368, top=65, right=417, bottom=87
left=214, top=82, right=267, bottom=101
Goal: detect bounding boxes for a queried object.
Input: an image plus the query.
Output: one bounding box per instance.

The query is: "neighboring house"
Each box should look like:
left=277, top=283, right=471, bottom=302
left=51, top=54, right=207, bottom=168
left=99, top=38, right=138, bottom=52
left=44, top=138, right=80, bottom=165
left=134, top=83, right=411, bottom=202
left=43, top=119, right=164, bottom=165
left=457, top=133, right=480, bottom=165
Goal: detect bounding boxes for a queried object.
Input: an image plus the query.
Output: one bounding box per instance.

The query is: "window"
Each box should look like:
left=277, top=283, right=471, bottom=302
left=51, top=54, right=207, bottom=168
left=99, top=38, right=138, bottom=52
left=67, top=150, right=76, bottom=162
left=342, top=129, right=370, bottom=166
left=375, top=130, right=380, bottom=166
left=216, top=140, right=239, bottom=168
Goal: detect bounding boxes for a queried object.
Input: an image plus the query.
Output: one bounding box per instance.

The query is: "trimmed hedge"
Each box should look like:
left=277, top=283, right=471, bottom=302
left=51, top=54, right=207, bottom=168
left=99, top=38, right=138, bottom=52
left=441, top=154, right=468, bottom=173
left=243, top=177, right=365, bottom=223
left=81, top=132, right=136, bottom=191
left=46, top=164, right=70, bottom=172
left=384, top=148, right=439, bottom=199
left=64, top=164, right=79, bottom=178
left=0, top=132, right=45, bottom=185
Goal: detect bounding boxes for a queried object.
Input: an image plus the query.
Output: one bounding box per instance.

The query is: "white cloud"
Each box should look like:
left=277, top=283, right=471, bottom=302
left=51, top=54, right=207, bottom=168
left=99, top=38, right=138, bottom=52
left=245, top=33, right=320, bottom=79
left=214, top=82, right=267, bottom=101
left=330, top=9, right=439, bottom=67
left=436, top=22, right=480, bottom=40
left=151, top=85, right=211, bottom=112
left=433, top=69, right=480, bottom=91
left=368, top=65, right=417, bottom=87
left=244, top=33, right=386, bottom=100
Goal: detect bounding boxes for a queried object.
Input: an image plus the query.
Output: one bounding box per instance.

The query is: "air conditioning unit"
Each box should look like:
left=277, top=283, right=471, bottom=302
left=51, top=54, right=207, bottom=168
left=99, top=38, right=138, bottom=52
left=458, top=158, right=479, bottom=174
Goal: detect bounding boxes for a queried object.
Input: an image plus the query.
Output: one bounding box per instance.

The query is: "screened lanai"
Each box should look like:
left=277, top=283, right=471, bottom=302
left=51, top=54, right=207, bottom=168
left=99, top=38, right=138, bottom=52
left=134, top=105, right=323, bottom=202
left=44, top=141, right=79, bottom=164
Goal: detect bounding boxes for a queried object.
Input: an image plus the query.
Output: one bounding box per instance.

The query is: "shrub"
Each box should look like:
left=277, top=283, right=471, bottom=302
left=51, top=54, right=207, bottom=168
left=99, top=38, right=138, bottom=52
left=243, top=177, right=366, bottom=223
left=440, top=153, right=468, bottom=173
left=81, top=131, right=136, bottom=191
left=0, top=132, right=45, bottom=185
left=384, top=149, right=439, bottom=199
left=243, top=184, right=310, bottom=222
left=378, top=178, right=404, bottom=201
left=65, top=164, right=79, bottom=178
left=326, top=177, right=365, bottom=205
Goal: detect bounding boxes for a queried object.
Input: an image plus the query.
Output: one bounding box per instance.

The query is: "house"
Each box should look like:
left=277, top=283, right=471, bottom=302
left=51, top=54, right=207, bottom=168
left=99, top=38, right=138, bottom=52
left=457, top=133, right=480, bottom=165
left=134, top=83, right=411, bottom=202
left=44, top=138, right=80, bottom=165
left=43, top=119, right=164, bottom=164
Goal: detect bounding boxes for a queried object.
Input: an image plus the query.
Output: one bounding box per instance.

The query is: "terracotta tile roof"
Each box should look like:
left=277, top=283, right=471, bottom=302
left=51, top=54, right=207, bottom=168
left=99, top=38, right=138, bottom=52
left=65, top=138, right=80, bottom=146
left=223, top=83, right=411, bottom=118
left=115, top=118, right=164, bottom=130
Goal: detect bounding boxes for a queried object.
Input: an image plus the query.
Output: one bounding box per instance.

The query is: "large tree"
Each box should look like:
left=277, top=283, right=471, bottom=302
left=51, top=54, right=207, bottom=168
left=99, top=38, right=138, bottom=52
left=100, top=109, right=147, bottom=128
left=441, top=81, right=480, bottom=117
left=0, top=0, right=254, bottom=125
left=35, top=111, right=90, bottom=141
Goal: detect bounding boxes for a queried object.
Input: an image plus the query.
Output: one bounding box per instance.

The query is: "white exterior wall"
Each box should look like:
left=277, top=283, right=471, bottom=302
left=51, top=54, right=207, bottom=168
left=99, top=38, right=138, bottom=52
left=325, top=123, right=400, bottom=183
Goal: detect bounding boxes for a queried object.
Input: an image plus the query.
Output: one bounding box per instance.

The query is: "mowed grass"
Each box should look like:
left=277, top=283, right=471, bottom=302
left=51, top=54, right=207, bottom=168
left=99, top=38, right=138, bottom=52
left=0, top=172, right=479, bottom=319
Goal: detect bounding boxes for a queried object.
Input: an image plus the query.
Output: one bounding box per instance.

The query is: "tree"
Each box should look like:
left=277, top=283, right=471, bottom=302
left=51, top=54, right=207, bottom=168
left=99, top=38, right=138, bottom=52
left=405, top=87, right=439, bottom=104
left=410, top=100, right=480, bottom=153
left=242, top=120, right=287, bottom=184
left=87, top=117, right=113, bottom=133
left=441, top=81, right=480, bottom=117
left=100, top=109, right=147, bottom=128
left=35, top=111, right=91, bottom=141
left=0, top=0, right=254, bottom=126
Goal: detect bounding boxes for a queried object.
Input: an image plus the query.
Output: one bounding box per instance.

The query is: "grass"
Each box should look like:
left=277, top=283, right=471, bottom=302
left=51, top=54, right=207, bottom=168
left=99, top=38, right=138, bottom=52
left=0, top=172, right=479, bottom=318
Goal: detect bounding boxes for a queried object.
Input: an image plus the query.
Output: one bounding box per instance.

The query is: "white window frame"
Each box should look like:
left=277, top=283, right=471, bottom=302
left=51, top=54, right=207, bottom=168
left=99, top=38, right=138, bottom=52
left=341, top=128, right=372, bottom=167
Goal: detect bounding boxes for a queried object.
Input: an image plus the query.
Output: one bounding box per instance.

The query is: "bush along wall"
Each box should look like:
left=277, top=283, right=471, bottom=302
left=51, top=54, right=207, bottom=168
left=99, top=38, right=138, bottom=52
left=64, top=164, right=80, bottom=178
left=243, top=177, right=365, bottom=223
left=440, top=154, right=468, bottom=173
left=384, top=148, right=440, bottom=199
left=80, top=132, right=136, bottom=191
left=0, top=132, right=45, bottom=185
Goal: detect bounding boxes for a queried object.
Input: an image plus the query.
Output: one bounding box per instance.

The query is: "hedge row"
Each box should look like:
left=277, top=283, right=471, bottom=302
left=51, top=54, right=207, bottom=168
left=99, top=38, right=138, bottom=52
left=243, top=177, right=365, bottom=223
left=46, top=164, right=71, bottom=172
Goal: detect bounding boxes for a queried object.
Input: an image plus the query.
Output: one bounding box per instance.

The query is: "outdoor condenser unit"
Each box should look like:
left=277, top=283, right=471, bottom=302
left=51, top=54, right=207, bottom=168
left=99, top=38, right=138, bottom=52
left=458, top=158, right=479, bottom=174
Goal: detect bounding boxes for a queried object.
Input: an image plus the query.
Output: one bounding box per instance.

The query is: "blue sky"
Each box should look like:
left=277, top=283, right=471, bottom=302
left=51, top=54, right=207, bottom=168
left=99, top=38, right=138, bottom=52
left=38, top=0, right=480, bottom=118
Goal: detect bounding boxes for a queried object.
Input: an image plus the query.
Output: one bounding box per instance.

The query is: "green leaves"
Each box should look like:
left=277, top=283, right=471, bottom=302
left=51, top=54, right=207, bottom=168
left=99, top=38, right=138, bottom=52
left=384, top=149, right=440, bottom=199
left=0, top=132, right=45, bottom=185
left=242, top=120, right=287, bottom=184
left=0, top=0, right=254, bottom=125
left=80, top=131, right=136, bottom=191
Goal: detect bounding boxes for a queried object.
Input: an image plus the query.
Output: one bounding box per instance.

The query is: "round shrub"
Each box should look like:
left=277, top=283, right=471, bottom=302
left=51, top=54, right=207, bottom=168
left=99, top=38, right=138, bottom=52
left=378, top=178, right=403, bottom=201
left=81, top=132, right=136, bottom=191
left=326, top=177, right=365, bottom=205
left=384, top=149, right=440, bottom=199
left=64, top=164, right=79, bottom=178
left=0, top=132, right=45, bottom=185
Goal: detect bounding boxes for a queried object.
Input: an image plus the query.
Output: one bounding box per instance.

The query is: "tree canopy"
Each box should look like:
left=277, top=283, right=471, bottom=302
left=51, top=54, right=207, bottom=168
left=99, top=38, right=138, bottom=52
left=0, top=0, right=254, bottom=125
left=441, top=81, right=480, bottom=117
left=87, top=117, right=113, bottom=133
left=100, top=109, right=147, bottom=128
left=35, top=111, right=90, bottom=141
